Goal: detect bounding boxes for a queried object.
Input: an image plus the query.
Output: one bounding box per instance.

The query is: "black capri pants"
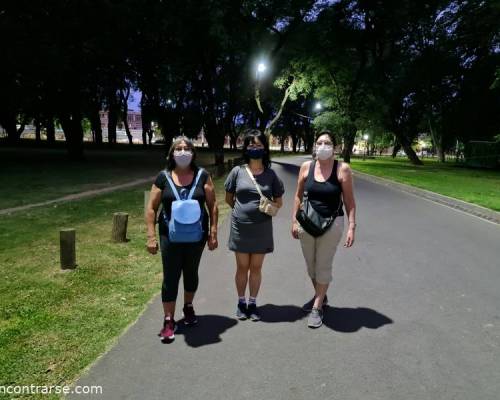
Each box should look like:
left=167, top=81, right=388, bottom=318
left=159, top=235, right=206, bottom=302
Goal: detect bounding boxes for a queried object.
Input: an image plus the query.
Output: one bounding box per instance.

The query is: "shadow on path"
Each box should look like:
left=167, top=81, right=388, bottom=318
left=172, top=314, right=238, bottom=348
left=323, top=306, right=393, bottom=332
left=258, top=304, right=393, bottom=332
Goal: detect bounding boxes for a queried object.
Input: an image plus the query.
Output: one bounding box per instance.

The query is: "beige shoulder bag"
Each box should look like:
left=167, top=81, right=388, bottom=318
left=244, top=165, right=279, bottom=217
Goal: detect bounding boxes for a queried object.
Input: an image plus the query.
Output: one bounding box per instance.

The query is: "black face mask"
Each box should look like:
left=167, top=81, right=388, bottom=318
left=246, top=148, right=265, bottom=159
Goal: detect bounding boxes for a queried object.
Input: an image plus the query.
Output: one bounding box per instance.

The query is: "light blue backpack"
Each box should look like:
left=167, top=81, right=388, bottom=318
left=164, top=169, right=204, bottom=243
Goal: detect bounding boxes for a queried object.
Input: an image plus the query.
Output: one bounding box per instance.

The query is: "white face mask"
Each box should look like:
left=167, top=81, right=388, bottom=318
left=316, top=144, right=333, bottom=160
left=173, top=150, right=193, bottom=168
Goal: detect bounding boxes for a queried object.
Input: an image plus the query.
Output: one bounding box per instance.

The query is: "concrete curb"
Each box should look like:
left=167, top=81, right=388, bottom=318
left=353, top=170, right=500, bottom=225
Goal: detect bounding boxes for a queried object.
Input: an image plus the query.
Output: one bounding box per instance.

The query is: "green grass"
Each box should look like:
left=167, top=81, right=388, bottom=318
left=349, top=157, right=500, bottom=211
left=0, top=176, right=231, bottom=399
left=0, top=146, right=240, bottom=210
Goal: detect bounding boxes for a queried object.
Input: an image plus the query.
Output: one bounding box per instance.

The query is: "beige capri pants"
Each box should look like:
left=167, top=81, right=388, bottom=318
left=297, top=217, right=344, bottom=284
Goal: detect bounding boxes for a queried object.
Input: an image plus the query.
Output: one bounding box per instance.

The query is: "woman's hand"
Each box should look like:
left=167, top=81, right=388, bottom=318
left=291, top=221, right=299, bottom=239
left=146, top=237, right=159, bottom=254
left=208, top=231, right=218, bottom=251
left=344, top=227, right=355, bottom=248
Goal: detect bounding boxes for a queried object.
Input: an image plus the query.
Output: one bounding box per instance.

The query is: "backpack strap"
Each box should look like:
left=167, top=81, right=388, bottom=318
left=164, top=168, right=204, bottom=201
left=164, top=171, right=181, bottom=201
left=187, top=168, right=204, bottom=200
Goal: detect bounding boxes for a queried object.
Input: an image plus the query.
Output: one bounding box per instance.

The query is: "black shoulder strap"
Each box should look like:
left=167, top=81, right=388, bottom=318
left=304, top=160, right=316, bottom=196
left=330, top=160, right=340, bottom=184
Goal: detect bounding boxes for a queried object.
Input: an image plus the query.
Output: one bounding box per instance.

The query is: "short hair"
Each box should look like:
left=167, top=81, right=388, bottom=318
left=242, top=129, right=271, bottom=169
left=315, top=130, right=337, bottom=147
left=166, top=136, right=198, bottom=171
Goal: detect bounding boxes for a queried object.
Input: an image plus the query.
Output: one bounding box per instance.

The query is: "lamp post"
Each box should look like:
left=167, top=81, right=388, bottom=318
left=363, top=134, right=369, bottom=160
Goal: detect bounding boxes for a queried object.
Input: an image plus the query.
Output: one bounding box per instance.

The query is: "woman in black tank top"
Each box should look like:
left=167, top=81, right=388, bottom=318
left=292, top=131, right=357, bottom=329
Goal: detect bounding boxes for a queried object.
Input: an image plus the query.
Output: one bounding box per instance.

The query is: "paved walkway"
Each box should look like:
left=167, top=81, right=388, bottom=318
left=68, top=155, right=500, bottom=400
left=0, top=177, right=155, bottom=216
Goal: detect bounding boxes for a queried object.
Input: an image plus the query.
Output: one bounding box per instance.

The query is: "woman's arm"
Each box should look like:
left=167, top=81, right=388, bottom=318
left=204, top=175, right=219, bottom=251
left=145, top=184, right=162, bottom=254
left=225, top=192, right=235, bottom=208
left=291, top=161, right=310, bottom=239
left=339, top=162, right=356, bottom=247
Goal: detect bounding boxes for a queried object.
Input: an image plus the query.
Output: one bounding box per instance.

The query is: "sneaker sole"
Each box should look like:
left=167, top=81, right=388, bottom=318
left=249, top=314, right=261, bottom=321
left=308, top=321, right=323, bottom=328
left=236, top=314, right=247, bottom=320
left=182, top=313, right=198, bottom=326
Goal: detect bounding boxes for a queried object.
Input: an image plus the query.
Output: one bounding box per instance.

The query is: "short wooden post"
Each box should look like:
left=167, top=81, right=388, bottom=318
left=112, top=212, right=129, bottom=242
left=144, top=191, right=150, bottom=218
left=60, top=228, right=76, bottom=269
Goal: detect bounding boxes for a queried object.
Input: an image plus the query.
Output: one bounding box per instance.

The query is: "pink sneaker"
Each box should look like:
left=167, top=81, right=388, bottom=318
left=159, top=317, right=177, bottom=341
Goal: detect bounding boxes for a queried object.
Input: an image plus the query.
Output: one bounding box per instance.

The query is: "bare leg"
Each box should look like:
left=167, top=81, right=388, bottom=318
left=184, top=291, right=195, bottom=304
left=235, top=252, right=251, bottom=297
left=162, top=301, right=176, bottom=319
left=249, top=253, right=265, bottom=298
left=313, top=283, right=329, bottom=309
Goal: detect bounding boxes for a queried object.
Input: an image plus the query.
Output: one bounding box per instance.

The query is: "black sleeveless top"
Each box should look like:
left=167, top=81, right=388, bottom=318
left=304, top=160, right=344, bottom=218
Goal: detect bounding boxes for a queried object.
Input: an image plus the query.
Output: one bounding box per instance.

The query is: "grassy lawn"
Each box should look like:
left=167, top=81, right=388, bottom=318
left=0, top=146, right=241, bottom=210
left=349, top=157, right=500, bottom=211
left=0, top=176, right=231, bottom=399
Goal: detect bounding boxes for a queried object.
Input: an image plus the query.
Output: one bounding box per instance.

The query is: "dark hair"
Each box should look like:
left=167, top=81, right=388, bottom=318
left=315, top=130, right=337, bottom=147
left=166, top=136, right=198, bottom=171
left=242, top=129, right=271, bottom=169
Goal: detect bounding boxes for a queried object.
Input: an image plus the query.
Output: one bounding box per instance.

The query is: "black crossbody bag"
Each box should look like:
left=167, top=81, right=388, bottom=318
left=296, top=160, right=342, bottom=237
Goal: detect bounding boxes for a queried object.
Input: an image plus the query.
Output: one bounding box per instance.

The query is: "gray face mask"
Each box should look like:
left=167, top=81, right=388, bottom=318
left=316, top=145, right=333, bottom=160
left=173, top=150, right=193, bottom=167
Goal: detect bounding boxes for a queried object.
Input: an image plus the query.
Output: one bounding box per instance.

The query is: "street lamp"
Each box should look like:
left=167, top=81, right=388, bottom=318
left=363, top=134, right=369, bottom=160
left=166, top=99, right=172, bottom=105
left=314, top=102, right=322, bottom=111
left=257, top=62, right=267, bottom=74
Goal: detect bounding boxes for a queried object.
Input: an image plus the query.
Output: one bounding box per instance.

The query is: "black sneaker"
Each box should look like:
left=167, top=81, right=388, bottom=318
left=247, top=303, right=261, bottom=321
left=302, top=295, right=328, bottom=312
left=236, top=302, right=248, bottom=320
left=183, top=303, right=198, bottom=326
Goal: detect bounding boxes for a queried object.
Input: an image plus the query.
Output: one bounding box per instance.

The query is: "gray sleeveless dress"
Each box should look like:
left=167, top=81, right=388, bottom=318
left=224, top=165, right=285, bottom=254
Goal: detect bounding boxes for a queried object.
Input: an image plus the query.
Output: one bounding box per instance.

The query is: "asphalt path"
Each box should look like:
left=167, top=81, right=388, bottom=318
left=69, top=155, right=500, bottom=400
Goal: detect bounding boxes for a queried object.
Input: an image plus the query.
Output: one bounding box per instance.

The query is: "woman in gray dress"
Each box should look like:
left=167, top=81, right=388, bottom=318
left=225, top=130, right=284, bottom=321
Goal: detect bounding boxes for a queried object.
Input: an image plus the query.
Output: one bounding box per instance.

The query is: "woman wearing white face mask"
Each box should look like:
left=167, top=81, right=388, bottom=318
left=145, top=136, right=219, bottom=342
left=291, top=131, right=357, bottom=329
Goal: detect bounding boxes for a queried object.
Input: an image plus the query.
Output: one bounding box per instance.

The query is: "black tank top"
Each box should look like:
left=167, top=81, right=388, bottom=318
left=304, top=160, right=344, bottom=218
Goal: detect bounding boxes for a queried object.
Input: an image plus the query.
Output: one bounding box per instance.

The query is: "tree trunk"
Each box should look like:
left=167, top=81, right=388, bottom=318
left=428, top=118, right=445, bottom=163
left=107, top=93, right=118, bottom=145
left=46, top=117, right=55, bottom=143
left=341, top=128, right=356, bottom=163
left=140, top=94, right=150, bottom=147
left=0, top=114, right=21, bottom=143
left=89, top=110, right=103, bottom=144
left=35, top=119, right=41, bottom=142
left=60, top=111, right=85, bottom=161
left=120, top=88, right=133, bottom=145
left=395, top=132, right=422, bottom=165
left=392, top=142, right=401, bottom=158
